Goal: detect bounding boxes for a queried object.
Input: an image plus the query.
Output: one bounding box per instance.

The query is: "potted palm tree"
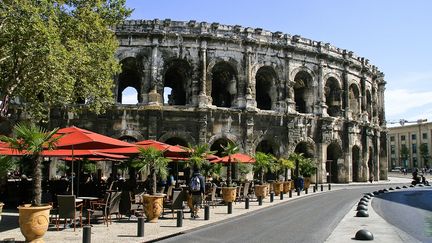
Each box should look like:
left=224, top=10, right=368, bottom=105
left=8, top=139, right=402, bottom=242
left=279, top=157, right=295, bottom=193
left=270, top=156, right=285, bottom=196
left=0, top=122, right=60, bottom=242
left=132, top=147, right=170, bottom=223
left=221, top=142, right=239, bottom=203
left=253, top=152, right=272, bottom=199
left=299, top=157, right=316, bottom=190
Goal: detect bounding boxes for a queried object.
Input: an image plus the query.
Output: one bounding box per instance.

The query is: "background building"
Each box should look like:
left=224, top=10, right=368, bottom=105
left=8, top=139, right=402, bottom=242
left=388, top=119, right=431, bottom=170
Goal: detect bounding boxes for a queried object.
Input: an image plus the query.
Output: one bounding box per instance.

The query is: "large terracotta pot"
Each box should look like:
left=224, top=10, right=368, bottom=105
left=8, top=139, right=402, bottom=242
left=0, top=202, right=4, bottom=222
left=283, top=180, right=292, bottom=193
left=254, top=184, right=268, bottom=198
left=304, top=177, right=311, bottom=189
left=273, top=181, right=283, bottom=195
left=142, top=194, right=165, bottom=223
left=18, top=204, right=52, bottom=243
left=222, top=187, right=237, bottom=203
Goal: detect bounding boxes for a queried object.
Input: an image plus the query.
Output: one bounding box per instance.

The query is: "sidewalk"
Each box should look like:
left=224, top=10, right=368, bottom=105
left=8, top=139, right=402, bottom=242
left=0, top=176, right=414, bottom=242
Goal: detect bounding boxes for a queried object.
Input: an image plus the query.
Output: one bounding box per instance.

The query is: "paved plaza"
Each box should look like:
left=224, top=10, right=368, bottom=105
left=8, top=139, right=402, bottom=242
left=0, top=175, right=415, bottom=242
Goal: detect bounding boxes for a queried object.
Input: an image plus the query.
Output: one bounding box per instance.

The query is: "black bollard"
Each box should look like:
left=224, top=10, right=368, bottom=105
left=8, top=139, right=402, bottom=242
left=289, top=189, right=292, bottom=198
left=258, top=196, right=263, bottom=205
left=204, top=205, right=210, bottom=220
left=270, top=192, right=274, bottom=202
left=321, top=184, right=324, bottom=191
left=137, top=216, right=145, bottom=237
left=297, top=189, right=300, bottom=196
left=305, top=188, right=308, bottom=194
left=328, top=184, right=331, bottom=190
left=228, top=202, right=233, bottom=214
left=245, top=197, right=250, bottom=209
left=280, top=192, right=283, bottom=200
left=177, top=210, right=183, bottom=227
left=83, top=225, right=91, bottom=243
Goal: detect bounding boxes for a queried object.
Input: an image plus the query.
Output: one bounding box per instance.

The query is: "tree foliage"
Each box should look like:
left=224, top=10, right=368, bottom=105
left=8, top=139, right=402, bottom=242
left=420, top=143, right=430, bottom=167
left=0, top=0, right=132, bottom=122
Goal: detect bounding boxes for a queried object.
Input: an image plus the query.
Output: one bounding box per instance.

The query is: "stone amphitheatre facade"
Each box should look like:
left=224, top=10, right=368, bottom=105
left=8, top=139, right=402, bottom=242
left=48, top=19, right=388, bottom=183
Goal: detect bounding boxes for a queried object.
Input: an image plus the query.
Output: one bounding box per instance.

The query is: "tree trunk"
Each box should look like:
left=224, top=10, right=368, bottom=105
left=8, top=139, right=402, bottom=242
left=227, top=157, right=232, bottom=186
left=260, top=168, right=264, bottom=185
left=32, top=156, right=42, bottom=206
left=284, top=168, right=288, bottom=181
left=151, top=169, right=157, bottom=195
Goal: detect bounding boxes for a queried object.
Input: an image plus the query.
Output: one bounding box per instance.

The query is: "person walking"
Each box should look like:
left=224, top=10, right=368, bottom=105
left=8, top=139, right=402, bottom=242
left=189, top=167, right=205, bottom=219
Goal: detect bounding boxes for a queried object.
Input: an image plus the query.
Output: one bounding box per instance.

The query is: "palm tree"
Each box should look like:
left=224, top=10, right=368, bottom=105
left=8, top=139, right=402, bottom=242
left=187, top=144, right=214, bottom=170
left=288, top=152, right=305, bottom=178
left=253, top=152, right=272, bottom=184
left=0, top=122, right=59, bottom=206
left=132, top=147, right=171, bottom=195
left=278, top=157, right=295, bottom=181
left=222, top=142, right=239, bottom=187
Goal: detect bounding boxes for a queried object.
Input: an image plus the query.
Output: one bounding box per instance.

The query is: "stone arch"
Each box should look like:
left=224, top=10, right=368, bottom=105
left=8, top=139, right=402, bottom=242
left=118, top=135, right=138, bottom=143
left=325, top=77, right=343, bottom=117
left=326, top=142, right=343, bottom=183
left=294, top=140, right=315, bottom=158
left=293, top=70, right=314, bottom=113
left=159, top=131, right=196, bottom=146
left=255, top=66, right=278, bottom=110
left=366, top=90, right=372, bottom=122
left=255, top=139, right=277, bottom=156
left=161, top=58, right=192, bottom=105
left=208, top=61, right=238, bottom=108
left=164, top=137, right=188, bottom=147
left=113, top=129, right=143, bottom=142
left=352, top=145, right=361, bottom=182
left=349, top=83, right=360, bottom=118
left=208, top=133, right=241, bottom=156
left=117, top=57, right=142, bottom=103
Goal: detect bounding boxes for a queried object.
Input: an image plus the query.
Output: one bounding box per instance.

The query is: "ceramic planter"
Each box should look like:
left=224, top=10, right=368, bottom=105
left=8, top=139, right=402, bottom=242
left=283, top=180, right=292, bottom=193
left=254, top=184, right=268, bottom=198
left=222, top=187, right=237, bottom=203
left=304, top=177, right=311, bottom=189
left=18, top=204, right=52, bottom=243
left=273, top=181, right=283, bottom=195
left=142, top=194, right=165, bottom=223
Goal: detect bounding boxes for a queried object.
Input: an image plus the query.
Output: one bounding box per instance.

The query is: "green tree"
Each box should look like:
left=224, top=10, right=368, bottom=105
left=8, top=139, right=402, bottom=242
left=278, top=157, right=295, bottom=181
left=187, top=144, right=214, bottom=170
left=400, top=144, right=410, bottom=168
left=420, top=143, right=430, bottom=167
left=288, top=152, right=305, bottom=179
left=253, top=152, right=272, bottom=185
left=0, top=1, right=132, bottom=122
left=222, top=142, right=239, bottom=187
left=0, top=122, right=59, bottom=205
left=132, top=147, right=171, bottom=195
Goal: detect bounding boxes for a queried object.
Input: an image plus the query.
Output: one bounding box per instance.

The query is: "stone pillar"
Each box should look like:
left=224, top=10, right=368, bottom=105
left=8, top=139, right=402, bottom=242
left=148, top=112, right=158, bottom=140
left=245, top=48, right=256, bottom=111
left=377, top=78, right=386, bottom=125
left=245, top=115, right=255, bottom=154
left=198, top=112, right=208, bottom=145
left=343, top=66, right=350, bottom=119
left=285, top=54, right=296, bottom=113
left=148, top=41, right=162, bottom=105
left=198, top=41, right=209, bottom=108
left=317, top=62, right=328, bottom=116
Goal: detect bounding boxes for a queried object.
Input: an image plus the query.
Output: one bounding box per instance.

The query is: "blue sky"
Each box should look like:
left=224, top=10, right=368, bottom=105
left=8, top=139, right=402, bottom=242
left=124, top=0, right=432, bottom=126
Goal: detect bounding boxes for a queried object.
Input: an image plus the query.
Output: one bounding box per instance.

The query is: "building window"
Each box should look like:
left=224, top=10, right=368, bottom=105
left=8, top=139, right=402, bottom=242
left=412, top=144, right=417, bottom=154
left=390, top=145, right=395, bottom=154
left=401, top=135, right=406, bottom=141
left=390, top=136, right=395, bottom=142
left=412, top=134, right=416, bottom=140
left=413, top=157, right=417, bottom=167
left=423, top=133, right=428, bottom=140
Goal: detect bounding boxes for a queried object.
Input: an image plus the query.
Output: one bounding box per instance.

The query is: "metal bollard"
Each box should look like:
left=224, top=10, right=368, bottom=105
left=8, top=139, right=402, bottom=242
left=83, top=225, right=91, bottom=243
left=328, top=184, right=331, bottom=190
left=297, top=189, right=300, bottom=196
left=228, top=202, right=233, bottom=214
left=258, top=196, right=263, bottom=205
left=313, top=186, right=316, bottom=193
left=270, top=192, right=274, bottom=203
left=280, top=192, right=283, bottom=200
left=177, top=210, right=183, bottom=227
left=321, top=184, right=323, bottom=191
left=245, top=197, right=250, bottom=209
left=137, top=216, right=145, bottom=237
left=204, top=205, right=210, bottom=220
left=305, top=188, right=308, bottom=194
left=289, top=190, right=292, bottom=198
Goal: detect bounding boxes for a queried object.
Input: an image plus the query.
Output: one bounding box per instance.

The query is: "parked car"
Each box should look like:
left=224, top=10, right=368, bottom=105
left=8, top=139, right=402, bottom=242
left=390, top=166, right=402, bottom=172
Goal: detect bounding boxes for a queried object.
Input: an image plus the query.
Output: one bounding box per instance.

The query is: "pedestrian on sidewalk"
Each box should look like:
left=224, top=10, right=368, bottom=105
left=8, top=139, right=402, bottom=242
left=189, top=167, right=205, bottom=219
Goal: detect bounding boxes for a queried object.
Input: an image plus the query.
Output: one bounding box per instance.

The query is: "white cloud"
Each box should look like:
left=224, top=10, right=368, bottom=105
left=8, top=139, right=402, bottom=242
left=385, top=89, right=432, bottom=125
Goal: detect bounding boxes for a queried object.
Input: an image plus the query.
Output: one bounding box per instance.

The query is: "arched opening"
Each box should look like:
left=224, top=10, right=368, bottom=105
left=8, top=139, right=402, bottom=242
left=118, top=57, right=141, bottom=103
left=163, top=59, right=191, bottom=105
left=119, top=136, right=138, bottom=143
left=325, top=77, right=342, bottom=117
left=294, top=141, right=315, bottom=177
left=210, top=138, right=232, bottom=157
left=293, top=71, right=313, bottom=113
left=121, top=87, right=139, bottom=104
left=211, top=62, right=237, bottom=108
left=256, top=140, right=276, bottom=181
left=349, top=84, right=360, bottom=118
left=255, top=67, right=276, bottom=110
left=164, top=137, right=188, bottom=147
left=366, top=91, right=372, bottom=121
left=368, top=147, right=374, bottom=182
left=326, top=143, right=342, bottom=183
left=352, top=145, right=361, bottom=182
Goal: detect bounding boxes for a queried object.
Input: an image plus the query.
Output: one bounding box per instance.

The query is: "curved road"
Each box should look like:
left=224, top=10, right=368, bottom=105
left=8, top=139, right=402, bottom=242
left=373, top=187, right=432, bottom=242
left=159, top=185, right=387, bottom=243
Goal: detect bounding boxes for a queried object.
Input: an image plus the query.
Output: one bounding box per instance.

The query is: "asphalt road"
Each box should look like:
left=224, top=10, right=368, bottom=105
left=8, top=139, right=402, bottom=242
left=373, top=187, right=432, bottom=242
left=158, top=186, right=386, bottom=243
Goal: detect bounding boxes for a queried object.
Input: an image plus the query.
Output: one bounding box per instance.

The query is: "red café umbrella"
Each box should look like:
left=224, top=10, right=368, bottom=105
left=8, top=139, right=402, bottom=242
left=99, top=139, right=189, bottom=158
left=220, top=153, right=256, bottom=163
left=52, top=126, right=135, bottom=195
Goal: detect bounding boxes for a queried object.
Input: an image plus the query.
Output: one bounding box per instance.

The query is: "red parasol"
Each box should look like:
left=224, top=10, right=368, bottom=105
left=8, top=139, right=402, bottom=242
left=219, top=153, right=256, bottom=163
